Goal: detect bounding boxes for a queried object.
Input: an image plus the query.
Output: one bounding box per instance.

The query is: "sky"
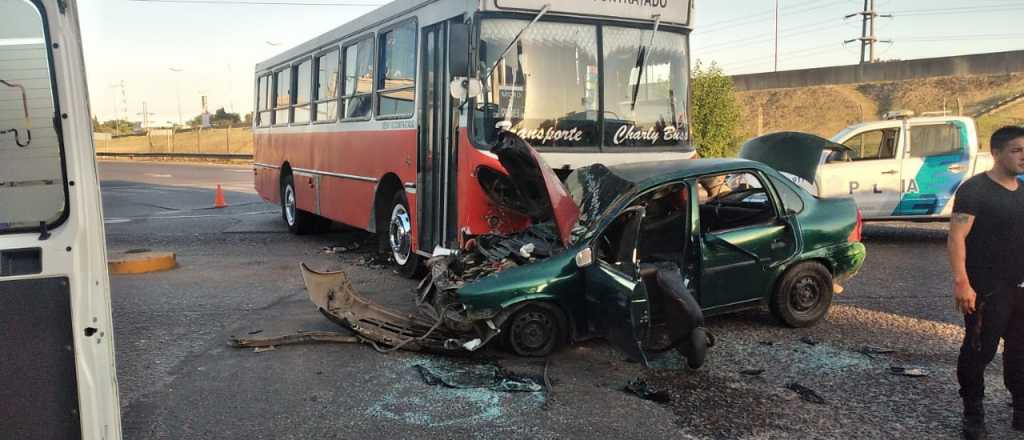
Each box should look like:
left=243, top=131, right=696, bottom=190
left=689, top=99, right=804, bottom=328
left=79, top=0, right=1024, bottom=125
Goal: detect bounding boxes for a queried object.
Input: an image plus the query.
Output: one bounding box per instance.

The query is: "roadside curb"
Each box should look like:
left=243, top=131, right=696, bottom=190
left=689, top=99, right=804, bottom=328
left=108, top=249, right=177, bottom=274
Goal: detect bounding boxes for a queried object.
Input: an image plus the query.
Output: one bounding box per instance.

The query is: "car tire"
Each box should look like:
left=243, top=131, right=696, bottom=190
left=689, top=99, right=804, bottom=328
left=281, top=173, right=327, bottom=235
left=504, top=303, right=568, bottom=357
left=771, top=261, right=833, bottom=328
left=383, top=191, right=422, bottom=278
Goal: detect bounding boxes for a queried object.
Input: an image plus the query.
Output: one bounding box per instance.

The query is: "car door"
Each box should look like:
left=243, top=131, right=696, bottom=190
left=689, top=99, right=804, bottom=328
left=0, top=1, right=122, bottom=439
left=819, top=125, right=904, bottom=217
left=696, top=171, right=799, bottom=311
left=582, top=206, right=651, bottom=364
left=894, top=121, right=971, bottom=216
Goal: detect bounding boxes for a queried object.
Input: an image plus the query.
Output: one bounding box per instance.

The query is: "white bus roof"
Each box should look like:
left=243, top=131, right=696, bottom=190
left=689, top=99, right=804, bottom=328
left=255, top=0, right=693, bottom=72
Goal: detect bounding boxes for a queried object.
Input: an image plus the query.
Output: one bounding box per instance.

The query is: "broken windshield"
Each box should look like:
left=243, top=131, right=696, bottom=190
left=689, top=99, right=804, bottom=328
left=565, top=164, right=637, bottom=241
left=473, top=19, right=691, bottom=150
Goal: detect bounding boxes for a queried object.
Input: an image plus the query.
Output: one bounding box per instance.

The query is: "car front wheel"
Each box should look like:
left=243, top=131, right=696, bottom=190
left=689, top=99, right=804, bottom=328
left=771, top=261, right=833, bottom=328
left=503, top=303, right=568, bottom=357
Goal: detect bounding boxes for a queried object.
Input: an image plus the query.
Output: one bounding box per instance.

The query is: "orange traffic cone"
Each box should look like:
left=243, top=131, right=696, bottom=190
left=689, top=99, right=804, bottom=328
left=214, top=184, right=227, bottom=208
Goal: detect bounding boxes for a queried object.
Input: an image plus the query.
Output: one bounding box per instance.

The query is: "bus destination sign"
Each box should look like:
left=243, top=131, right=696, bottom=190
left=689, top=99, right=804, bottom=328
left=491, top=0, right=692, bottom=26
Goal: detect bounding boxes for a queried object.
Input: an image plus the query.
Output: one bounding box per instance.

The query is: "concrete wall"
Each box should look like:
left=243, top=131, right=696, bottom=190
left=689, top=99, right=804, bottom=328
left=732, top=49, right=1024, bottom=91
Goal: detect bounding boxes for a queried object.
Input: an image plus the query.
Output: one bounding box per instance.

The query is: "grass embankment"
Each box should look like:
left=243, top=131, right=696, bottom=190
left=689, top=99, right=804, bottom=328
left=95, top=127, right=253, bottom=154
left=736, top=73, right=1024, bottom=149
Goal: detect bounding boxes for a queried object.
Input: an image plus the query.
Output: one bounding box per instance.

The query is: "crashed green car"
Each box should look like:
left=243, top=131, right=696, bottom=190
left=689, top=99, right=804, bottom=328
left=303, top=131, right=866, bottom=368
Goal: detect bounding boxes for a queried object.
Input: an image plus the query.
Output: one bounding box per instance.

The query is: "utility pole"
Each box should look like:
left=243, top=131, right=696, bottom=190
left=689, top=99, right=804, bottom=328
left=774, top=0, right=780, bottom=71
left=136, top=101, right=156, bottom=129
left=845, top=0, right=892, bottom=63
left=108, top=81, right=127, bottom=134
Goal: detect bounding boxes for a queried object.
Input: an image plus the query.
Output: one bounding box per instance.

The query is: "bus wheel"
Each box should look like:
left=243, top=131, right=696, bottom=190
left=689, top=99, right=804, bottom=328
left=386, top=191, right=422, bottom=278
left=281, top=173, right=321, bottom=235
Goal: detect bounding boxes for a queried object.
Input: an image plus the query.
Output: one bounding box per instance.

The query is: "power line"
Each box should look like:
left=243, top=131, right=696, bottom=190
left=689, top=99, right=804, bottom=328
left=128, top=0, right=382, bottom=6
left=701, top=0, right=847, bottom=33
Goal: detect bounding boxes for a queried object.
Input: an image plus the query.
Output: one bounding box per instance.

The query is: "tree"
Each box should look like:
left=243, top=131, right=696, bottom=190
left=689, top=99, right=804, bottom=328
left=188, top=107, right=241, bottom=128
left=691, top=61, right=742, bottom=157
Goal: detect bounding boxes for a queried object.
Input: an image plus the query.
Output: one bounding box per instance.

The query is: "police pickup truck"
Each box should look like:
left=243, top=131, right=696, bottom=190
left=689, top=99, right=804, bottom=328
left=810, top=111, right=993, bottom=220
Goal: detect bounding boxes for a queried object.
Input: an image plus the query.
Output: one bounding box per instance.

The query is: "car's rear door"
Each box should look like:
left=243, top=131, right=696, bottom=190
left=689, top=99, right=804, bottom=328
left=582, top=206, right=651, bottom=364
left=894, top=120, right=972, bottom=216
left=0, top=1, right=121, bottom=439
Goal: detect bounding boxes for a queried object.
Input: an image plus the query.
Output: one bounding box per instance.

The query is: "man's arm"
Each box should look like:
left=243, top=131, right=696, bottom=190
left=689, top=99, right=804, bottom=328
left=948, top=212, right=977, bottom=314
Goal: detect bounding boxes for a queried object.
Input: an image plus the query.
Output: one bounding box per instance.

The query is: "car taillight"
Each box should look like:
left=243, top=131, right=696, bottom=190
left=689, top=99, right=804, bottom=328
left=848, top=208, right=863, bottom=243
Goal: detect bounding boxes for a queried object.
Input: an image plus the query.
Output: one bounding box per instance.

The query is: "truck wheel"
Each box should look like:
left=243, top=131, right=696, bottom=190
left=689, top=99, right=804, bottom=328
left=281, top=173, right=325, bottom=235
left=771, top=261, right=833, bottom=328
left=504, top=303, right=568, bottom=357
left=384, top=191, right=422, bottom=278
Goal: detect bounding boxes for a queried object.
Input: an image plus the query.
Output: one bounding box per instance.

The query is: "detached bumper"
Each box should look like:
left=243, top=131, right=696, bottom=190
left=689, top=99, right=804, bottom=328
left=301, top=263, right=497, bottom=352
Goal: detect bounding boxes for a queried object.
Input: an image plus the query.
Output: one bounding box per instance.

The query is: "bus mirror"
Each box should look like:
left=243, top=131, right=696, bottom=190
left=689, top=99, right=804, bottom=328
left=449, top=22, right=470, bottom=77
left=450, top=77, right=482, bottom=100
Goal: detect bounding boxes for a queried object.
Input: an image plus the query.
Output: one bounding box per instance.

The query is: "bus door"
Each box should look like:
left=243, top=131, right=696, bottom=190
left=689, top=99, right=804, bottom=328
left=417, top=19, right=459, bottom=252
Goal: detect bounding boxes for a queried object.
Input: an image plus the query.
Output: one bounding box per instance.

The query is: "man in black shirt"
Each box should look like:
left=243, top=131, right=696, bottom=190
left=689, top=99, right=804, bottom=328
left=949, top=125, right=1024, bottom=440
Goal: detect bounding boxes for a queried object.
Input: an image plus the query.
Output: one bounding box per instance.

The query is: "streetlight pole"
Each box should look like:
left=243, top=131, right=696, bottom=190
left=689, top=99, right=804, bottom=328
left=169, top=67, right=184, bottom=126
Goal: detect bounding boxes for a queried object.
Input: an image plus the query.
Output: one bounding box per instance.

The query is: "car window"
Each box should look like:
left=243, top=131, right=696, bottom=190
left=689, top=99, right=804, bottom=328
left=1, top=0, right=67, bottom=233
left=909, top=123, right=962, bottom=158
left=841, top=128, right=899, bottom=161
left=768, top=175, right=805, bottom=214
left=697, top=171, right=777, bottom=232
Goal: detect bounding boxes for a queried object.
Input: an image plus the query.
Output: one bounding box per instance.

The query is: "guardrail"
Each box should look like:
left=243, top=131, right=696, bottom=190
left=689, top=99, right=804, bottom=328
left=96, top=152, right=253, bottom=160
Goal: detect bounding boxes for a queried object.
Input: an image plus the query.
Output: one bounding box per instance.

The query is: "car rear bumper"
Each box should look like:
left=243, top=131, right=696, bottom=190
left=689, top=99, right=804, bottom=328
left=832, top=242, right=866, bottom=285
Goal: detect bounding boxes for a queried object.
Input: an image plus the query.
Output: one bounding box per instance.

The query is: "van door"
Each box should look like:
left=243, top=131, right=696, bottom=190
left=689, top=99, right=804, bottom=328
left=0, top=1, right=121, bottom=439
left=894, top=121, right=971, bottom=216
left=819, top=125, right=904, bottom=217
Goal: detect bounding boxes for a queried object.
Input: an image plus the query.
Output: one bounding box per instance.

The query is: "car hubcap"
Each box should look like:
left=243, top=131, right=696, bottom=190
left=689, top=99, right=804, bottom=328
left=284, top=184, right=296, bottom=226
left=511, top=311, right=554, bottom=352
left=389, top=203, right=412, bottom=266
left=791, top=277, right=820, bottom=312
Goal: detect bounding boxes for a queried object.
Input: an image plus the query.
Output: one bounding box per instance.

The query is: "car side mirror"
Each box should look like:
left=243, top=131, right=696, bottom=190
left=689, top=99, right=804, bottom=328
left=575, top=247, right=593, bottom=268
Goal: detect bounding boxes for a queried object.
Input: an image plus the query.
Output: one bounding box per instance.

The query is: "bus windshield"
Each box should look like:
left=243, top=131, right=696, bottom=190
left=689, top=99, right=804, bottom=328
left=473, top=18, right=690, bottom=150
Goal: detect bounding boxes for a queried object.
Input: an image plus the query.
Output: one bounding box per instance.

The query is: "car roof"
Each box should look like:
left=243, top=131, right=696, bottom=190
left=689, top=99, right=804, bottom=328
left=606, top=158, right=769, bottom=186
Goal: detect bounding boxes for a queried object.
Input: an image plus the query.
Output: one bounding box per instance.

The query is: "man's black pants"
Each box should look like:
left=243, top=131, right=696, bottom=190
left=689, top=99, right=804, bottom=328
left=957, top=286, right=1024, bottom=406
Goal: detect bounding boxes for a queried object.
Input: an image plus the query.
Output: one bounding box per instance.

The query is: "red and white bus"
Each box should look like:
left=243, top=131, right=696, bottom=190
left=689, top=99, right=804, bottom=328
left=253, top=0, right=696, bottom=276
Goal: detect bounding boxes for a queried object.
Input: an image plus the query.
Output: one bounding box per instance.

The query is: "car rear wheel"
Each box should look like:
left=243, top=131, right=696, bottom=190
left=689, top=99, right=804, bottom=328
left=771, top=261, right=833, bottom=328
left=384, top=191, right=422, bottom=278
left=504, top=303, right=568, bottom=357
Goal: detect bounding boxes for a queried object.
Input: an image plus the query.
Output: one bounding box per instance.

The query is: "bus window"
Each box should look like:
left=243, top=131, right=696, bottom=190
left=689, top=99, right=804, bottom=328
left=1, top=0, right=67, bottom=233
left=256, top=75, right=272, bottom=127
left=377, top=20, right=416, bottom=118
left=602, top=26, right=689, bottom=148
left=342, top=37, right=373, bottom=120
left=314, top=49, right=340, bottom=122
left=292, top=59, right=312, bottom=124
left=273, top=67, right=291, bottom=125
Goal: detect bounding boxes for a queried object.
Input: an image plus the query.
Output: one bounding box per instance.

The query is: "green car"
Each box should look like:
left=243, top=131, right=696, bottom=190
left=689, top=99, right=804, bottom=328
left=304, top=131, right=866, bottom=367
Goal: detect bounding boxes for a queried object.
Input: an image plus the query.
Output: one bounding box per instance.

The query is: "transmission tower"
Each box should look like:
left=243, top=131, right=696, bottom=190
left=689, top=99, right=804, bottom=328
left=845, top=0, right=892, bottom=63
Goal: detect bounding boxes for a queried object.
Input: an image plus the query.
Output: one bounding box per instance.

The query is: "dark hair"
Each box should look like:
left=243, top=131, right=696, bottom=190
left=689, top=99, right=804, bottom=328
left=991, top=125, right=1024, bottom=152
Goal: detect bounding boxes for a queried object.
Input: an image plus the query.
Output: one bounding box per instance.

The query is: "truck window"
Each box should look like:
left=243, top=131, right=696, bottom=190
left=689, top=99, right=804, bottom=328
left=909, top=124, right=962, bottom=158
left=842, top=128, right=899, bottom=161
left=0, top=0, right=67, bottom=234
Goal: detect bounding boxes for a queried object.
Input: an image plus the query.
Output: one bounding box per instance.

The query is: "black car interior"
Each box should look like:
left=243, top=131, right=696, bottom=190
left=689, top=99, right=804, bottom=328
left=698, top=173, right=777, bottom=232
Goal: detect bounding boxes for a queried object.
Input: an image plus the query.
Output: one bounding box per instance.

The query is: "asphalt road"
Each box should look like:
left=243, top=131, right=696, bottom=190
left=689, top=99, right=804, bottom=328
left=99, top=160, right=1010, bottom=439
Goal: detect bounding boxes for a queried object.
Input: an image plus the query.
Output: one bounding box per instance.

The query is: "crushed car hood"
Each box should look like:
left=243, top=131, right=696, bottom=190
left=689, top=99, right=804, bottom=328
left=739, top=131, right=850, bottom=183
left=488, top=131, right=581, bottom=246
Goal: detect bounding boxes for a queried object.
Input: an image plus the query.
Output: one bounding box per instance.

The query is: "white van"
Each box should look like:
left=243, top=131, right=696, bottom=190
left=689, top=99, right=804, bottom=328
left=815, top=112, right=993, bottom=220
left=1, top=1, right=122, bottom=439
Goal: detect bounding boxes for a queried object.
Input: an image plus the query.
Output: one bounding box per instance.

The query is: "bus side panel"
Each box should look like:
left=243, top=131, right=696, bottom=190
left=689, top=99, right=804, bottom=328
left=320, top=177, right=375, bottom=230
left=456, top=129, right=529, bottom=239
left=253, top=130, right=280, bottom=204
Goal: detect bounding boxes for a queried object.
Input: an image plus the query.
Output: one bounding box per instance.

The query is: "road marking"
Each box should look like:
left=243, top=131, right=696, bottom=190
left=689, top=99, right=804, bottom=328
left=144, top=173, right=173, bottom=178
left=226, top=169, right=252, bottom=173
left=140, top=210, right=276, bottom=220
left=104, top=218, right=132, bottom=224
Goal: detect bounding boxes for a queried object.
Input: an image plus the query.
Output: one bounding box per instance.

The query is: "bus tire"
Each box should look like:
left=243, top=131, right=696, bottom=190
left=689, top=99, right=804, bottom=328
left=280, top=173, right=320, bottom=235
left=384, top=191, right=422, bottom=278
left=771, top=261, right=833, bottom=328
